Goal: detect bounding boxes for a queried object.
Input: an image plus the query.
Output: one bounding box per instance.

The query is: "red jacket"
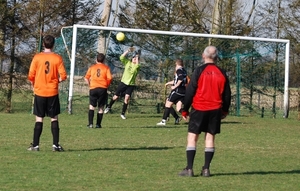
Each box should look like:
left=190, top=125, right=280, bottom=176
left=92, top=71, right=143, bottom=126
left=183, top=63, right=231, bottom=112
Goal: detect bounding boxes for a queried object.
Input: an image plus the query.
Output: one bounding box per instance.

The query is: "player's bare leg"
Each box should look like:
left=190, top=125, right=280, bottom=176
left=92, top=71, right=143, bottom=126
left=104, top=95, right=119, bottom=114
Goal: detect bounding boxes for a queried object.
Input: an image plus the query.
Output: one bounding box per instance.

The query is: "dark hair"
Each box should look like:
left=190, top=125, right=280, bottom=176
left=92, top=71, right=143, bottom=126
left=176, top=58, right=183, bottom=66
left=43, top=35, right=55, bottom=49
left=97, top=53, right=106, bottom=63
left=132, top=49, right=141, bottom=59
left=131, top=51, right=138, bottom=59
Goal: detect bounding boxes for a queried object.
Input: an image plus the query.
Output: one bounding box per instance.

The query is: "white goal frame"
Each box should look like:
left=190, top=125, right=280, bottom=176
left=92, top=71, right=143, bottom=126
left=66, top=24, right=290, bottom=117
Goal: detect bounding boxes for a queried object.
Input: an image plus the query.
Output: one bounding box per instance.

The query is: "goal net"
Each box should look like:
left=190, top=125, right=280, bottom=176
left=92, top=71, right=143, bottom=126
left=56, top=24, right=290, bottom=118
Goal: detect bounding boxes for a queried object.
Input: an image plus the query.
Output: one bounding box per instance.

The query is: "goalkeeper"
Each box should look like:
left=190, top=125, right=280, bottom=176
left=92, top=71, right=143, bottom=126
left=104, top=49, right=140, bottom=119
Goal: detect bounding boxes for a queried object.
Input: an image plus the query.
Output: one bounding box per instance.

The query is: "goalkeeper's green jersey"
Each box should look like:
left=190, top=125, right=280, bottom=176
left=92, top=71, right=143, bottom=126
left=120, top=55, right=140, bottom=85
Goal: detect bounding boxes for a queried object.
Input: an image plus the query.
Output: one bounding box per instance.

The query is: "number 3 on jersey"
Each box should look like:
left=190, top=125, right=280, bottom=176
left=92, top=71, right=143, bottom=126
left=45, top=61, right=50, bottom=74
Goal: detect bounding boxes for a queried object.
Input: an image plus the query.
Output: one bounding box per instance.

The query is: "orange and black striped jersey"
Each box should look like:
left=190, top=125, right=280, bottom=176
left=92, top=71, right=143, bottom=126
left=84, top=63, right=112, bottom=89
left=28, top=52, right=67, bottom=97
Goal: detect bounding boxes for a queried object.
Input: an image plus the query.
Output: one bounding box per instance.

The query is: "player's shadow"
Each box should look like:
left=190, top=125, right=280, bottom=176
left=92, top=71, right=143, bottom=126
left=207, top=170, right=300, bottom=177
left=67, top=146, right=175, bottom=152
left=141, top=125, right=185, bottom=129
left=221, top=121, right=243, bottom=124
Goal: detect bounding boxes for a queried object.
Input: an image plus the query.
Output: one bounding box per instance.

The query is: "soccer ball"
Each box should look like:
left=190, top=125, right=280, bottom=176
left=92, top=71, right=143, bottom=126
left=116, top=32, right=125, bottom=42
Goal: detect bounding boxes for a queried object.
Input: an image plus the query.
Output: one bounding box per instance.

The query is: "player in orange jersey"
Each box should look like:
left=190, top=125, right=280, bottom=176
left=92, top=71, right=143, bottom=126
left=27, top=35, right=67, bottom=152
left=84, top=53, right=112, bottom=128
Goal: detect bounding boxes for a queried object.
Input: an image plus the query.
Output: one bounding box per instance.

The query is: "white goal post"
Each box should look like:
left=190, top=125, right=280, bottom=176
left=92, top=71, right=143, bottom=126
left=66, top=24, right=290, bottom=117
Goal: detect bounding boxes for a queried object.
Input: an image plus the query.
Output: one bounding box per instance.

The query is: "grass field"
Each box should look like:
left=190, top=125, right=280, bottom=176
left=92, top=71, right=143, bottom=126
left=0, top=111, right=300, bottom=191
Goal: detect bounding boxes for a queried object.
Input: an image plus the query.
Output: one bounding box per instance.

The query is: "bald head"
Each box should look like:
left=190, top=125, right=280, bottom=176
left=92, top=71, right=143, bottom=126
left=203, top=46, right=218, bottom=63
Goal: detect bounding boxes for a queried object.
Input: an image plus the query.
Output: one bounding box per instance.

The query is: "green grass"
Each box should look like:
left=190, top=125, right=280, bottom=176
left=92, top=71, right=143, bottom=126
left=0, top=111, right=300, bottom=191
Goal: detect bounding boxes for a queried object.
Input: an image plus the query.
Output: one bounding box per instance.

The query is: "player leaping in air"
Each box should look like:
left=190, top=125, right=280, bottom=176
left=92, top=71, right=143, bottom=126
left=104, top=49, right=141, bottom=119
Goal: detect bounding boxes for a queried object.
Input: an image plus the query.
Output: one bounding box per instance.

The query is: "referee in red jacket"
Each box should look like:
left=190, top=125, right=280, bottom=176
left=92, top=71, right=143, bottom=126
left=178, top=45, right=231, bottom=177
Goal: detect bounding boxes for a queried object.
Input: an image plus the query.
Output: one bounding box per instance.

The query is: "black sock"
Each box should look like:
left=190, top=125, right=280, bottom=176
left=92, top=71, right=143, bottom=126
left=33, top=122, right=43, bottom=147
left=122, top=103, right=128, bottom=115
left=96, top=113, right=103, bottom=126
left=88, top=110, right=94, bottom=125
left=186, top=147, right=196, bottom=169
left=108, top=99, right=115, bottom=108
left=162, top=107, right=171, bottom=120
left=170, top=107, right=179, bottom=119
left=203, top=147, right=215, bottom=169
left=51, top=121, right=60, bottom=146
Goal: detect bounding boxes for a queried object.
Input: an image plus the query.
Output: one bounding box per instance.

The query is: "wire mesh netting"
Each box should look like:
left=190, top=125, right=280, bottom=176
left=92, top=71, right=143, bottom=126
left=55, top=26, right=289, bottom=117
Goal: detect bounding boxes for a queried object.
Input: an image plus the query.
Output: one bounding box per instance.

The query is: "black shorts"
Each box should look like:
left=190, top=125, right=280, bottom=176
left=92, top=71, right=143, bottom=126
left=188, top=108, right=222, bottom=135
left=167, top=91, right=185, bottom=104
left=89, top=88, right=108, bottom=107
left=115, top=82, right=135, bottom=97
left=34, top=94, right=60, bottom=118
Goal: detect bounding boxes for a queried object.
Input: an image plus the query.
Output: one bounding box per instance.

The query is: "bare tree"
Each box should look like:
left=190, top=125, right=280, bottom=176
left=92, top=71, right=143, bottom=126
left=211, top=0, right=222, bottom=35
left=97, top=0, right=112, bottom=54
left=0, top=0, right=102, bottom=112
left=245, top=0, right=257, bottom=26
left=5, top=0, right=18, bottom=113
left=0, top=0, right=7, bottom=72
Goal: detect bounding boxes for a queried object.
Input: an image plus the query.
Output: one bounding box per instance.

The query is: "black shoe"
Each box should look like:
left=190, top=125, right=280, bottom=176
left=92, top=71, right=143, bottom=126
left=27, top=143, right=39, bottom=151
left=95, top=124, right=102, bottom=128
left=87, top=124, right=93, bottom=128
left=201, top=168, right=210, bottom=177
left=175, top=117, right=181, bottom=125
left=178, top=168, right=194, bottom=177
left=52, top=144, right=64, bottom=152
